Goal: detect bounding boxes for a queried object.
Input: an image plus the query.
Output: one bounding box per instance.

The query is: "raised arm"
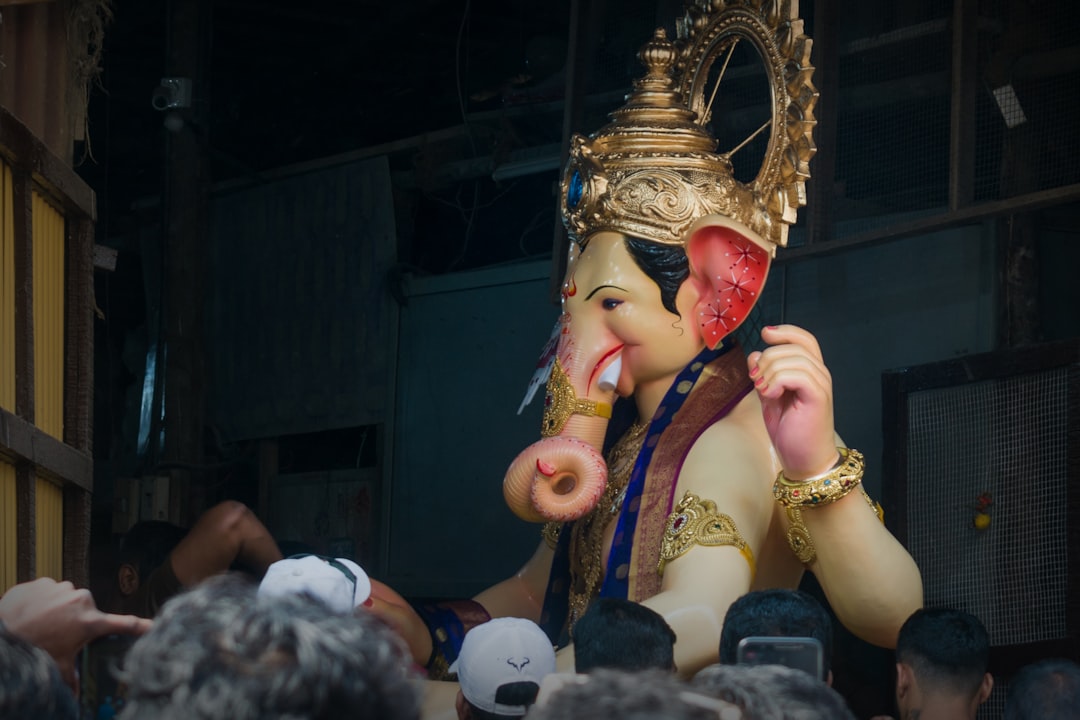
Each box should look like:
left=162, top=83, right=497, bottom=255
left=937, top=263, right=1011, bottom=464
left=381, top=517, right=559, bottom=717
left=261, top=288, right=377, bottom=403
left=170, top=500, right=282, bottom=586
left=749, top=324, right=923, bottom=648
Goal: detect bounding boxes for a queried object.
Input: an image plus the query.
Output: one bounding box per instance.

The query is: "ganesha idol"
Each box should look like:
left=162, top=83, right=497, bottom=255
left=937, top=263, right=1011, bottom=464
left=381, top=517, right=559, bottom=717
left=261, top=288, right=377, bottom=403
left=366, top=0, right=923, bottom=690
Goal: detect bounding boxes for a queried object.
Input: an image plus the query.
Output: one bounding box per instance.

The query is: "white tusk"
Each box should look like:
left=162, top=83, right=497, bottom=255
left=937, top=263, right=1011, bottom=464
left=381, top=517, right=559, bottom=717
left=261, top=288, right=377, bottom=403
left=597, top=355, right=623, bottom=392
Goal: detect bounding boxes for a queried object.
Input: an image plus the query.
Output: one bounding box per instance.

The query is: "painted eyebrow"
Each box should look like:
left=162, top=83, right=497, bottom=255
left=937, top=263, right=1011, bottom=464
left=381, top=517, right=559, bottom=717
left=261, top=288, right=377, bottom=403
left=585, top=284, right=628, bottom=301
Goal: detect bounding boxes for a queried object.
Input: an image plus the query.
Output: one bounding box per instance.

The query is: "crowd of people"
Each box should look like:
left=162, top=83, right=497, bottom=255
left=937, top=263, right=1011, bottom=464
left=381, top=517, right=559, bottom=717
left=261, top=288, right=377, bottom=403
left=0, top=508, right=1077, bottom=720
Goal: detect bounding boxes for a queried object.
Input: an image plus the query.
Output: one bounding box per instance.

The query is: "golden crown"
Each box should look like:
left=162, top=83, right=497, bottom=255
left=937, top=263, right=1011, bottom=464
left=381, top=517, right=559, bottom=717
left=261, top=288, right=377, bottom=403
left=560, top=1, right=817, bottom=254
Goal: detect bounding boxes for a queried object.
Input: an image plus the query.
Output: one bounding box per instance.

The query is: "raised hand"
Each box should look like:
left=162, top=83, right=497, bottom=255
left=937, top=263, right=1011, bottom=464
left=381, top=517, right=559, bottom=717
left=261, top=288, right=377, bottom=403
left=745, top=324, right=839, bottom=480
left=0, top=577, right=152, bottom=691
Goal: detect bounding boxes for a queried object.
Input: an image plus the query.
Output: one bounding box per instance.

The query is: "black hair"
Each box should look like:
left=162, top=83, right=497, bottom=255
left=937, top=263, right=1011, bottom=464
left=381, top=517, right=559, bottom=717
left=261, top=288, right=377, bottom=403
left=573, top=597, right=677, bottom=673
left=895, top=607, right=989, bottom=697
left=1004, top=658, right=1080, bottom=720
left=718, top=589, right=834, bottom=677
left=117, top=520, right=188, bottom=580
left=467, top=681, right=541, bottom=720
left=624, top=236, right=690, bottom=317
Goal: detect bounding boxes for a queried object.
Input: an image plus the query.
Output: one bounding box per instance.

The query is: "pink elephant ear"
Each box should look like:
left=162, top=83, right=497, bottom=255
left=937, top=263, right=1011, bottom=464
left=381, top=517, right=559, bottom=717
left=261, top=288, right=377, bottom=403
left=686, top=219, right=772, bottom=349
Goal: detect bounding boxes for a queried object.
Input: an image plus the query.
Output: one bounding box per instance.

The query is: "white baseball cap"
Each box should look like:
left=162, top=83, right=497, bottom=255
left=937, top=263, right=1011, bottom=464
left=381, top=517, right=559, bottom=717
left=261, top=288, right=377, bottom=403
left=450, top=617, right=556, bottom=717
left=257, top=555, right=371, bottom=614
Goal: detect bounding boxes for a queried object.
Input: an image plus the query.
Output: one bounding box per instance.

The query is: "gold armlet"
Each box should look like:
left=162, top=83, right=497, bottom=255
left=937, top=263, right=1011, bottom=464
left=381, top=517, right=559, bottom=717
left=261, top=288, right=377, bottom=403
left=785, top=485, right=886, bottom=566
left=659, top=492, right=755, bottom=577
left=773, top=447, right=865, bottom=508
left=541, top=521, right=562, bottom=549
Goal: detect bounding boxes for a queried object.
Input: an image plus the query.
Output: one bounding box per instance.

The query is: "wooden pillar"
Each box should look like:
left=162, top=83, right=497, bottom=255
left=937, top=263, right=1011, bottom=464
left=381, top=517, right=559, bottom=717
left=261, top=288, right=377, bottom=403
left=994, top=0, right=1040, bottom=348
left=15, top=463, right=34, bottom=582
left=12, top=169, right=33, bottom=425
left=12, top=166, right=35, bottom=582
left=64, top=215, right=94, bottom=453
left=949, top=0, right=977, bottom=211
left=63, top=216, right=95, bottom=587
left=62, top=484, right=90, bottom=587
left=161, top=0, right=211, bottom=514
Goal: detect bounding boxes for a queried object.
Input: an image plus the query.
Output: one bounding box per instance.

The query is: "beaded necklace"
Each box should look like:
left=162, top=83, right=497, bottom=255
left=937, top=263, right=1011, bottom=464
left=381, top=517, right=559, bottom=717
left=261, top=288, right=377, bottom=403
left=566, top=420, right=648, bottom=631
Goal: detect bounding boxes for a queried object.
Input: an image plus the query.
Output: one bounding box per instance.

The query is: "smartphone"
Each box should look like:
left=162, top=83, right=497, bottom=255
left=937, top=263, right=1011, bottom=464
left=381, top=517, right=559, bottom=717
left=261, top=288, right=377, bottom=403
left=735, top=636, right=824, bottom=681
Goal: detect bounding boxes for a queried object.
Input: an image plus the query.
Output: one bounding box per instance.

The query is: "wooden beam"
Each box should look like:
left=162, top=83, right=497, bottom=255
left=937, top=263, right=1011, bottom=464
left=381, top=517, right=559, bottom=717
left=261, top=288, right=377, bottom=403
left=0, top=408, right=93, bottom=492
left=777, top=183, right=1080, bottom=264
left=0, top=105, right=95, bottom=221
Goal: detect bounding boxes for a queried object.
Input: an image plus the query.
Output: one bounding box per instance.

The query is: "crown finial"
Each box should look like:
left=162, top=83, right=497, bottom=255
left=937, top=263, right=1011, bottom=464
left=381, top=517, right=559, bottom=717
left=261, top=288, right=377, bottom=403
left=639, top=28, right=677, bottom=83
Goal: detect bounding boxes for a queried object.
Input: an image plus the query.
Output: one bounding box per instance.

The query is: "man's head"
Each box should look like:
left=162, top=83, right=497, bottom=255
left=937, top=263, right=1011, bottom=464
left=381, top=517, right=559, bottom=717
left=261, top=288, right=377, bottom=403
left=1004, top=658, right=1080, bottom=720
left=115, top=519, right=187, bottom=597
left=573, top=597, right=677, bottom=673
left=719, top=589, right=833, bottom=682
left=528, top=668, right=737, bottom=720
left=0, top=624, right=79, bottom=719
left=451, top=617, right=556, bottom=719
left=692, top=663, right=855, bottom=720
left=894, top=607, right=992, bottom=719
left=118, top=573, right=421, bottom=720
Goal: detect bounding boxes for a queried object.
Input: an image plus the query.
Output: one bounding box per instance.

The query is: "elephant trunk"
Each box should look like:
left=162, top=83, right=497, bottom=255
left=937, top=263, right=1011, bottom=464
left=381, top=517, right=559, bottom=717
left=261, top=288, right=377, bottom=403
left=503, top=354, right=622, bottom=523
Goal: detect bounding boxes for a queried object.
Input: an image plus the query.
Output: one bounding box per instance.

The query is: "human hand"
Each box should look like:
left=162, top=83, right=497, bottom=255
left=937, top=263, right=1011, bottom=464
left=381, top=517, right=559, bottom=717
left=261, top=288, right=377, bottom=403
left=0, top=577, right=152, bottom=692
left=361, top=578, right=433, bottom=667
left=746, top=324, right=839, bottom=480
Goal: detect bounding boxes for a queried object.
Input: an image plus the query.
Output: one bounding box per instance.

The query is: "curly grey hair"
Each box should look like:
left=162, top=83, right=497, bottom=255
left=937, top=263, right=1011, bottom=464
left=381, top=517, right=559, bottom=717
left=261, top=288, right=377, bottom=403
left=526, top=669, right=733, bottom=720
left=692, top=663, right=855, bottom=720
left=0, top=623, right=78, bottom=719
left=117, top=573, right=421, bottom=720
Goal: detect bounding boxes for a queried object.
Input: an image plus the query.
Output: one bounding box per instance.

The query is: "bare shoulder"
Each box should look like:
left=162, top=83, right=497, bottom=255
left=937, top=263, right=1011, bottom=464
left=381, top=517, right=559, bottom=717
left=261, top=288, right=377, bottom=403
left=675, top=393, right=775, bottom=514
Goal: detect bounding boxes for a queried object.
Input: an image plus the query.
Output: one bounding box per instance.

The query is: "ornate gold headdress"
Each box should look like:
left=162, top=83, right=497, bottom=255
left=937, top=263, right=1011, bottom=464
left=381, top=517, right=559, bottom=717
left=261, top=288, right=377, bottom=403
left=560, top=1, right=817, bottom=255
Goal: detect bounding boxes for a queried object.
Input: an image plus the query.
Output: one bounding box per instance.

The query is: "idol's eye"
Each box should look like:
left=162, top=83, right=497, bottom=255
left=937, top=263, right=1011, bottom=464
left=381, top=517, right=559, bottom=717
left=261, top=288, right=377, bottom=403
left=601, top=298, right=624, bottom=310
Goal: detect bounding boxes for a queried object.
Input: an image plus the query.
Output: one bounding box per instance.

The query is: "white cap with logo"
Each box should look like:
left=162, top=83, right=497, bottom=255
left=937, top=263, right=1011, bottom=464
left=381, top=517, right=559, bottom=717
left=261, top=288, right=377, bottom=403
left=450, top=617, right=557, bottom=717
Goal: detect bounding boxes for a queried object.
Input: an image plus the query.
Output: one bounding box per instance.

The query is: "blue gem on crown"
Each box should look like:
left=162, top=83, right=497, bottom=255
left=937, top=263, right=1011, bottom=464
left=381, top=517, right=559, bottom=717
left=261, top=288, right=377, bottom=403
left=567, top=169, right=584, bottom=209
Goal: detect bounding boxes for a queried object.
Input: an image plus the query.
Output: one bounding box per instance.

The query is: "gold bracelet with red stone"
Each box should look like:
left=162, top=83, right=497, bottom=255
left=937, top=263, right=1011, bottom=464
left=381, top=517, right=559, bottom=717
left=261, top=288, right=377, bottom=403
left=773, top=447, right=865, bottom=509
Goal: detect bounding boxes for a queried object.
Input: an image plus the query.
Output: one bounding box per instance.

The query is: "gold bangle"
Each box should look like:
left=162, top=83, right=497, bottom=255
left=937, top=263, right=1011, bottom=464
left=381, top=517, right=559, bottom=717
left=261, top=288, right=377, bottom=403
left=773, top=447, right=865, bottom=508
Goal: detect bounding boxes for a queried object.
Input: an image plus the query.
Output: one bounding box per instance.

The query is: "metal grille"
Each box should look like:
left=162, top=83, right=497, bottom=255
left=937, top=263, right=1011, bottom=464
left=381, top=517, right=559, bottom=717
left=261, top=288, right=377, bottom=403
left=807, top=0, right=1080, bottom=242
left=832, top=3, right=953, bottom=237
left=974, top=0, right=1080, bottom=201
left=906, top=368, right=1069, bottom=646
